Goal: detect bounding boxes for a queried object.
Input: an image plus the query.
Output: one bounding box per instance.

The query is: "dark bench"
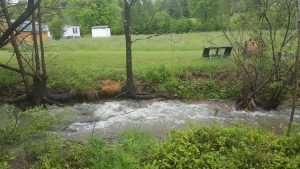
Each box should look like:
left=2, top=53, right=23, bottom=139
left=203, top=46, right=232, bottom=60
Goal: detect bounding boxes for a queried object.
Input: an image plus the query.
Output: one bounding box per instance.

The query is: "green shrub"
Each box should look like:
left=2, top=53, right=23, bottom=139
left=171, top=19, right=194, bottom=33
left=200, top=80, right=228, bottom=99
left=146, top=65, right=171, bottom=84
left=48, top=16, right=64, bottom=40
left=33, top=131, right=156, bottom=169
left=159, top=73, right=239, bottom=100
left=146, top=126, right=300, bottom=169
left=88, top=131, right=155, bottom=169
left=32, top=139, right=93, bottom=169
left=0, top=105, right=74, bottom=168
left=150, top=12, right=171, bottom=34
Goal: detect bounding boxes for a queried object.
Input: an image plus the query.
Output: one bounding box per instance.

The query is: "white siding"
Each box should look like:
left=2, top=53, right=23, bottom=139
left=92, top=26, right=111, bottom=38
left=63, top=26, right=81, bottom=38
left=48, top=25, right=81, bottom=39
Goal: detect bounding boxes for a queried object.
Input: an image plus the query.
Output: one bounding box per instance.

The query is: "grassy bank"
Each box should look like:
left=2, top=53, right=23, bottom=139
left=0, top=32, right=238, bottom=100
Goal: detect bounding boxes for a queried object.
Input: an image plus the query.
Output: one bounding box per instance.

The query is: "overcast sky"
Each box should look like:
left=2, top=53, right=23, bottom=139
left=8, top=0, right=22, bottom=4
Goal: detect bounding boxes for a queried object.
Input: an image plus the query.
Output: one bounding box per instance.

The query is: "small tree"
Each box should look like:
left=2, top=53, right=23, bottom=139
left=122, top=0, right=158, bottom=99
left=224, top=0, right=297, bottom=110
left=48, top=16, right=64, bottom=40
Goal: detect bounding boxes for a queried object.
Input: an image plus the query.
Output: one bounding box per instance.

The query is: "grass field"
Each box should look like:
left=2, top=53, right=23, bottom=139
left=0, top=32, right=236, bottom=98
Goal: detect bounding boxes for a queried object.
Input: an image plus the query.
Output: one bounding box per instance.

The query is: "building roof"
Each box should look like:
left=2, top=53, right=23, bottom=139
left=91, top=26, right=109, bottom=29
left=17, top=21, right=48, bottom=32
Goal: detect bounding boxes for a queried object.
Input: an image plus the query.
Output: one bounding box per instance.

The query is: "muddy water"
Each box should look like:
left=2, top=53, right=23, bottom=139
left=49, top=100, right=300, bottom=140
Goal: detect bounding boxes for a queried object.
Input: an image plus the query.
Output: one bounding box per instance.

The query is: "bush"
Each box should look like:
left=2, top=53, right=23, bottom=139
left=48, top=17, right=64, bottom=40
left=33, top=131, right=155, bottom=169
left=146, top=126, right=300, bottom=169
left=193, top=17, right=227, bottom=32
left=171, top=19, right=194, bottom=33
left=146, top=65, right=171, bottom=84
left=150, top=12, right=171, bottom=34
left=0, top=106, right=55, bottom=167
left=0, top=105, right=74, bottom=168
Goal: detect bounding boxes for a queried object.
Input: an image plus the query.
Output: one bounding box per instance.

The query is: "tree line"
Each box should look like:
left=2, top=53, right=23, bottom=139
left=10, top=0, right=261, bottom=36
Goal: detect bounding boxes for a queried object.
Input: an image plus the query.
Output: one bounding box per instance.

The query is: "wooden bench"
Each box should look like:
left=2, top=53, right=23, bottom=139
left=203, top=46, right=232, bottom=60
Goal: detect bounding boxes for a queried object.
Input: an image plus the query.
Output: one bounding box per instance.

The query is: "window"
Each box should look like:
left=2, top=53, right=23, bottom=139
left=73, top=28, right=78, bottom=34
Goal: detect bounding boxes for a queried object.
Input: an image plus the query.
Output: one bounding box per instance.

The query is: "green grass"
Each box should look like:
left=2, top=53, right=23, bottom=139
left=0, top=32, right=235, bottom=96
left=45, top=32, right=228, bottom=51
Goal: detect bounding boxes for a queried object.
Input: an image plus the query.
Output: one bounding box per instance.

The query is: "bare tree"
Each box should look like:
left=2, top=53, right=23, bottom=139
left=0, top=0, right=65, bottom=105
left=224, top=0, right=297, bottom=110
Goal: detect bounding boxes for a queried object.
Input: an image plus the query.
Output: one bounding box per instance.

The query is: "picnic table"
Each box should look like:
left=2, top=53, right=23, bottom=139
left=203, top=46, right=232, bottom=60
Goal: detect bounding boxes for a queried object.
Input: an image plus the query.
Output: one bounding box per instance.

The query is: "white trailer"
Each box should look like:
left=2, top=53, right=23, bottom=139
left=91, top=26, right=111, bottom=38
left=63, top=25, right=81, bottom=39
left=48, top=25, right=81, bottom=39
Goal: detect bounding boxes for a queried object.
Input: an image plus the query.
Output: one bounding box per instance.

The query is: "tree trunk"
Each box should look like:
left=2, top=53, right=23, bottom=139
left=38, top=4, right=47, bottom=77
left=124, top=1, right=135, bottom=97
left=287, top=0, right=300, bottom=135
left=32, top=11, right=41, bottom=76
left=28, top=2, right=48, bottom=105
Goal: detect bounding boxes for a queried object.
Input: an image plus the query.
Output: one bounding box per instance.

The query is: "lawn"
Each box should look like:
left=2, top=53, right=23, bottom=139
left=0, top=32, right=235, bottom=96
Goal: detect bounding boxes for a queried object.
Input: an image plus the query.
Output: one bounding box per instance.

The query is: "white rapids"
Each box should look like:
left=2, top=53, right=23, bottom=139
left=50, top=100, right=300, bottom=140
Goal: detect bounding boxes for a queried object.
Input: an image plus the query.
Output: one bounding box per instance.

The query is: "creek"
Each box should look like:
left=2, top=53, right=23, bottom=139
left=49, top=100, right=300, bottom=140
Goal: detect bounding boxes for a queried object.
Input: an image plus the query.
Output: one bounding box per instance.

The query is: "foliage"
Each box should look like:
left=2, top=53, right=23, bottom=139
left=32, top=131, right=156, bottom=169
left=157, top=0, right=183, bottom=19
left=145, top=65, right=171, bottom=84
left=36, top=0, right=296, bottom=35
left=66, top=0, right=121, bottom=34
left=48, top=16, right=64, bottom=40
left=0, top=105, right=75, bottom=167
left=225, top=0, right=297, bottom=110
left=146, top=126, right=300, bottom=169
left=149, top=11, right=171, bottom=34
left=131, top=0, right=155, bottom=34
left=4, top=124, right=299, bottom=168
left=152, top=67, right=240, bottom=99
left=10, top=0, right=27, bottom=19
left=189, top=0, right=221, bottom=22
left=170, top=19, right=194, bottom=33
left=0, top=106, right=55, bottom=166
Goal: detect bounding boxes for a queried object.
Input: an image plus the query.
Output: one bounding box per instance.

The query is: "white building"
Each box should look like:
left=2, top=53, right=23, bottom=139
left=91, top=26, right=111, bottom=38
left=48, top=25, right=81, bottom=39
left=63, top=25, right=81, bottom=39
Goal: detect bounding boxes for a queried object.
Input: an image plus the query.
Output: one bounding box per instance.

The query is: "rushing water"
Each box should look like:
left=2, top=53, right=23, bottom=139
left=49, top=100, right=300, bottom=140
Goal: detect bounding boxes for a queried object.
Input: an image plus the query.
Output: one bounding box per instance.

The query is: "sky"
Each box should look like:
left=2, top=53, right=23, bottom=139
left=8, top=0, right=21, bottom=4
